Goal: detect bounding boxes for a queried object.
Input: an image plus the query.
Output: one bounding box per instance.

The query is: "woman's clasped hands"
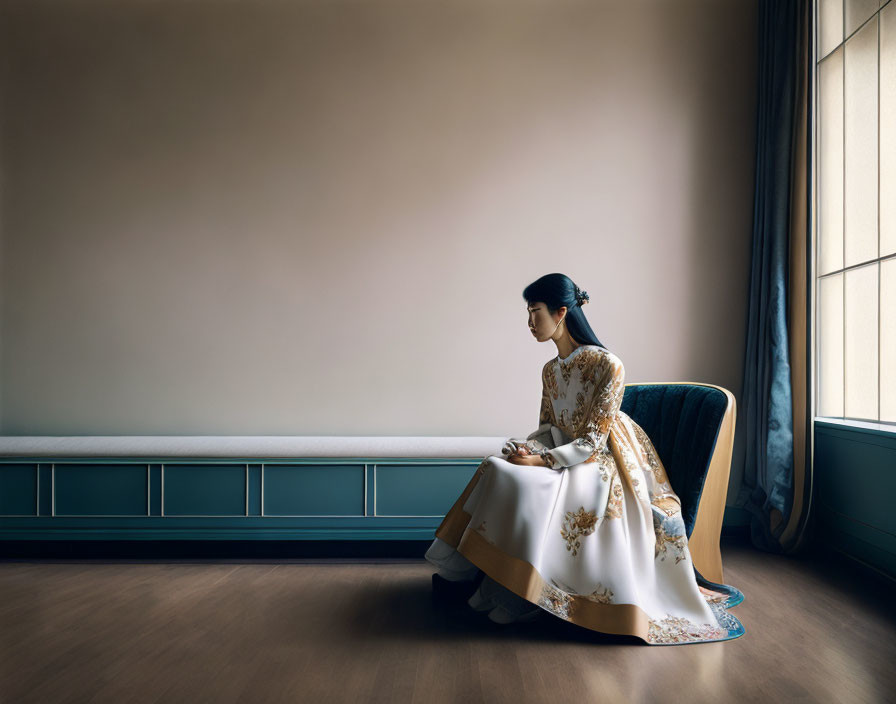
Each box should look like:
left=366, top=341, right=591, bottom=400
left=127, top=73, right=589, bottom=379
left=501, top=441, right=549, bottom=467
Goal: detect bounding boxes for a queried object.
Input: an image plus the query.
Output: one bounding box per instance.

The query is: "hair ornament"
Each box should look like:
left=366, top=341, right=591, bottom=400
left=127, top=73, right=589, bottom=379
left=573, top=284, right=590, bottom=306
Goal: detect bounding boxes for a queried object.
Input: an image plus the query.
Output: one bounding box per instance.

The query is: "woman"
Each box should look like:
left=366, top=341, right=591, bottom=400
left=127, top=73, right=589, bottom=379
left=425, top=273, right=745, bottom=645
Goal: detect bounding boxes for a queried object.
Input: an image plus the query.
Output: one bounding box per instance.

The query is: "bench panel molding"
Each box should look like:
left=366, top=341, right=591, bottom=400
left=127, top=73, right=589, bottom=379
left=0, top=455, right=487, bottom=541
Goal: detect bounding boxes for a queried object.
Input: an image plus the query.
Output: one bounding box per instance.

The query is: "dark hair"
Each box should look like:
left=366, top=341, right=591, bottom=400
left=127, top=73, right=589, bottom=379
left=523, top=273, right=608, bottom=350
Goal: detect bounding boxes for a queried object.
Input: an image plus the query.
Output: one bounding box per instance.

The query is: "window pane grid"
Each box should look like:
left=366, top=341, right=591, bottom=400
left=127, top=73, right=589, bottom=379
left=814, top=0, right=895, bottom=428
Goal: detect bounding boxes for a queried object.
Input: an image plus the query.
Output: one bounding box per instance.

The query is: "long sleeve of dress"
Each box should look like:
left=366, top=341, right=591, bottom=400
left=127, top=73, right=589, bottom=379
left=542, top=355, right=625, bottom=470
left=524, top=376, right=555, bottom=449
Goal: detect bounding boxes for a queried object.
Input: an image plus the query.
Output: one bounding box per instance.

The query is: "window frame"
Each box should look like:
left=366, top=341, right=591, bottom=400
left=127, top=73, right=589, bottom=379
left=812, top=0, right=896, bottom=433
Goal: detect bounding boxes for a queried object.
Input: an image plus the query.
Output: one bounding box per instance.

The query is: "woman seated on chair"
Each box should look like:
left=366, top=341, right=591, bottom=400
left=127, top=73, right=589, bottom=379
left=425, top=272, right=745, bottom=645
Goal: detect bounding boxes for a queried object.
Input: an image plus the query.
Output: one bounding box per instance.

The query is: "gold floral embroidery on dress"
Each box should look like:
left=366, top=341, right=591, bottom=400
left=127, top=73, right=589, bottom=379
left=556, top=400, right=615, bottom=459
left=570, top=389, right=591, bottom=430
left=598, top=455, right=614, bottom=482
left=614, top=437, right=644, bottom=489
left=583, top=582, right=614, bottom=604
left=654, top=529, right=687, bottom=564
left=538, top=582, right=573, bottom=620
left=653, top=512, right=687, bottom=564
left=564, top=350, right=601, bottom=397
left=575, top=350, right=602, bottom=379
left=585, top=449, right=614, bottom=480
left=651, top=495, right=681, bottom=517
left=558, top=407, right=572, bottom=432
left=604, top=474, right=624, bottom=519
left=544, top=364, right=560, bottom=400
left=698, top=586, right=729, bottom=604
left=584, top=444, right=608, bottom=464
left=631, top=423, right=669, bottom=484
left=557, top=356, right=575, bottom=385
left=576, top=375, right=622, bottom=440
left=623, top=459, right=641, bottom=488
left=538, top=388, right=555, bottom=427
left=573, top=435, right=596, bottom=454
left=646, top=614, right=728, bottom=643
left=542, top=348, right=625, bottom=471
left=560, top=506, right=599, bottom=556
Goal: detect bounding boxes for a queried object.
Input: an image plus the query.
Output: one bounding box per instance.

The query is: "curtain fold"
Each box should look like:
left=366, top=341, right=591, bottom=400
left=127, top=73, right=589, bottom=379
left=780, top=0, right=811, bottom=554
left=737, top=0, right=810, bottom=555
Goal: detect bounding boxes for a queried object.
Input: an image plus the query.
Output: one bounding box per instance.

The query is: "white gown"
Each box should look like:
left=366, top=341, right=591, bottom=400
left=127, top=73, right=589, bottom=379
left=425, top=344, right=745, bottom=645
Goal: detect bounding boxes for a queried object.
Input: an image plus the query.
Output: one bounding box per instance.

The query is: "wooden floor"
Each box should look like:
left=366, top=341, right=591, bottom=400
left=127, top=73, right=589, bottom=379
left=1, top=536, right=894, bottom=704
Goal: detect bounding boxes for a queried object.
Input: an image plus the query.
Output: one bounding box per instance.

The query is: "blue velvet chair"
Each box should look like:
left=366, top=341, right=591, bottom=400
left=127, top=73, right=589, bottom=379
left=620, top=382, right=736, bottom=586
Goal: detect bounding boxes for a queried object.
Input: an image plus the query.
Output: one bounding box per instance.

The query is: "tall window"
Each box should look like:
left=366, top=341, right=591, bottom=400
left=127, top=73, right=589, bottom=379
left=815, top=0, right=895, bottom=425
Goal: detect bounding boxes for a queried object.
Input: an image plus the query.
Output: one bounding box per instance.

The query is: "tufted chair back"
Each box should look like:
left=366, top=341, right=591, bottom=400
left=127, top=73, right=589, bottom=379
left=619, top=382, right=736, bottom=584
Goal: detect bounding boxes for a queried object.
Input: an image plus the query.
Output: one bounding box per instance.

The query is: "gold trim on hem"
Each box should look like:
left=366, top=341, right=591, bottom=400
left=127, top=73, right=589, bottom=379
left=431, top=448, right=739, bottom=645
left=455, top=526, right=653, bottom=643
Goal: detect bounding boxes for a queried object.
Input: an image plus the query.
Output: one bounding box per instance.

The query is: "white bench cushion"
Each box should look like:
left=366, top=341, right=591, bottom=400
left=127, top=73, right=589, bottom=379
left=0, top=436, right=506, bottom=458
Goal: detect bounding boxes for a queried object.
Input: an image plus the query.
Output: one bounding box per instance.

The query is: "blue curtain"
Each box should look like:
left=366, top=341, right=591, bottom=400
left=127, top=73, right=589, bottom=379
left=739, top=0, right=806, bottom=553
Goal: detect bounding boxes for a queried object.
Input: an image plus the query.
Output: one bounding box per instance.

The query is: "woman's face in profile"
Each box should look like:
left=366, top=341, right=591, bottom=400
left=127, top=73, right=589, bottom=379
left=527, top=302, right=563, bottom=342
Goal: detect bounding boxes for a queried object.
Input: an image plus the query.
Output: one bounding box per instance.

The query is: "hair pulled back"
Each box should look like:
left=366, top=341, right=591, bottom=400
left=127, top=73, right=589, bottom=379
left=523, top=273, right=607, bottom=351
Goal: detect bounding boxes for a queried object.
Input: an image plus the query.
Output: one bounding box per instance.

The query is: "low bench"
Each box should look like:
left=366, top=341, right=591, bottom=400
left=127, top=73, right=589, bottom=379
left=0, top=436, right=504, bottom=541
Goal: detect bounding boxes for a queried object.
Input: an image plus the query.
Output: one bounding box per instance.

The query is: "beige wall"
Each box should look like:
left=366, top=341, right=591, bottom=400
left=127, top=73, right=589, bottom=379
left=0, top=0, right=757, bottom=501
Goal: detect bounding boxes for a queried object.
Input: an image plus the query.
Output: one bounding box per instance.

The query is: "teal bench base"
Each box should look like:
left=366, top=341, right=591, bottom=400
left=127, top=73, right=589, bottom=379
left=0, top=457, right=483, bottom=542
